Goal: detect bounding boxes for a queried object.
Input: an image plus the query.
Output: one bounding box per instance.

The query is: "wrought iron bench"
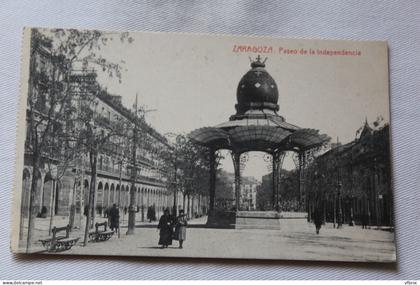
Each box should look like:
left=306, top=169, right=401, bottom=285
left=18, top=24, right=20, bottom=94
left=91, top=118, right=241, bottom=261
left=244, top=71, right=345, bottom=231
left=39, top=224, right=79, bottom=252
left=88, top=221, right=114, bottom=242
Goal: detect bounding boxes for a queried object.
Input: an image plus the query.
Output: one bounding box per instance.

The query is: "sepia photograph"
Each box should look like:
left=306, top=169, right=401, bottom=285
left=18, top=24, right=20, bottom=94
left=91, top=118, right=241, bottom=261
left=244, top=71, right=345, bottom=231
left=10, top=27, right=395, bottom=262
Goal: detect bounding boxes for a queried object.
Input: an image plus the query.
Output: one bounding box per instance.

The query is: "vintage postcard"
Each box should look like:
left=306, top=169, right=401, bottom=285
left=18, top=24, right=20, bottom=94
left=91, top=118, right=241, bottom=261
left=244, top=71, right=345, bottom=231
left=10, top=27, right=395, bottom=262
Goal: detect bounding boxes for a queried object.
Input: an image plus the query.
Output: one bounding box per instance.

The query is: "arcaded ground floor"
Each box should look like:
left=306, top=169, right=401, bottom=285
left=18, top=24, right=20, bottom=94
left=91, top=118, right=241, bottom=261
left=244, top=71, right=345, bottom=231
left=18, top=213, right=397, bottom=263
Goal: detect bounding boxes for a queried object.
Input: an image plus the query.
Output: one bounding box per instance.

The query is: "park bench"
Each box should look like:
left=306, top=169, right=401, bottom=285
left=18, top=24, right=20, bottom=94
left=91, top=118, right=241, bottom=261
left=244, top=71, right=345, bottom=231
left=39, top=224, right=80, bottom=252
left=88, top=221, right=114, bottom=242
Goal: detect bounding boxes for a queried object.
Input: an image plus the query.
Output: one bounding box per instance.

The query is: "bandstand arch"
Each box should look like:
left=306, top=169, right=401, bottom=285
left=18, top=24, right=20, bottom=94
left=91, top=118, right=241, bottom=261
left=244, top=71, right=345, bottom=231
left=188, top=56, right=330, bottom=226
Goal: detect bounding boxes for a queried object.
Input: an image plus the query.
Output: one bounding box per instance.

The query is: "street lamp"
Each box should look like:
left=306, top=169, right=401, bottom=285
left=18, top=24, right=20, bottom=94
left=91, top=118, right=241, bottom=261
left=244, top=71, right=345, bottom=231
left=349, top=194, right=355, bottom=227
left=336, top=181, right=343, bottom=229
left=334, top=137, right=343, bottom=229
left=164, top=132, right=186, bottom=216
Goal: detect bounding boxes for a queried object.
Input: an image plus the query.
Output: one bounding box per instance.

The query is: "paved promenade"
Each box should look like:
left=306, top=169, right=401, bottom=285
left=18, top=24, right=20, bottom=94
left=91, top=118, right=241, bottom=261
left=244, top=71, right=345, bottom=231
left=17, top=213, right=395, bottom=262
left=61, top=216, right=395, bottom=262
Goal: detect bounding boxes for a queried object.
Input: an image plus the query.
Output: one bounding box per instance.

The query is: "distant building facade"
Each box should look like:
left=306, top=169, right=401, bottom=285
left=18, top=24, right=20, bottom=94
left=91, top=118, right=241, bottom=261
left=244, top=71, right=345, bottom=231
left=305, top=121, right=393, bottom=227
left=257, top=121, right=392, bottom=227
left=215, top=170, right=259, bottom=210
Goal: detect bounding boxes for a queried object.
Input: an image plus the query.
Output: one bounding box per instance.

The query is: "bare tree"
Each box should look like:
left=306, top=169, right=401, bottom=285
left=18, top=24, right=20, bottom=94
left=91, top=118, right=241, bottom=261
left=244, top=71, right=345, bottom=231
left=24, top=28, right=132, bottom=252
left=71, top=86, right=132, bottom=245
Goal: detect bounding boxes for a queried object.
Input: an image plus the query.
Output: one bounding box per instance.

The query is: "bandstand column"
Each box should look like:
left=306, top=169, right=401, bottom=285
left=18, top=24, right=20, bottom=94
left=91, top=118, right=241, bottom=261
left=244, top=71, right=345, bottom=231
left=272, top=152, right=280, bottom=211
left=232, top=152, right=241, bottom=212
left=209, top=149, right=216, bottom=211
left=298, top=151, right=306, bottom=211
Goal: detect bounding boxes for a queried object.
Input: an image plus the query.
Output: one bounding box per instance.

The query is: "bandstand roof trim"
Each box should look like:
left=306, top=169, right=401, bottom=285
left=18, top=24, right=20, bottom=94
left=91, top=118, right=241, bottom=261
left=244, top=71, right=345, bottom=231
left=285, top=128, right=331, bottom=151
left=188, top=125, right=330, bottom=153
left=215, top=117, right=300, bottom=131
left=188, top=127, right=230, bottom=149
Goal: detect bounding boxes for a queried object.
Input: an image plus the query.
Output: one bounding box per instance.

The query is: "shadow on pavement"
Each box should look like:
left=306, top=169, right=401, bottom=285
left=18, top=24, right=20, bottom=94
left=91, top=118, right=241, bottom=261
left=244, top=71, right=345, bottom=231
left=125, top=224, right=209, bottom=229
left=138, top=246, right=181, bottom=250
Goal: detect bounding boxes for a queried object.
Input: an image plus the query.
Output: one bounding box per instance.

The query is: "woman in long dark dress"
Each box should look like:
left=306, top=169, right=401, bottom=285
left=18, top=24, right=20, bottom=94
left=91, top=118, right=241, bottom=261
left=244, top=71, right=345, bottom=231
left=157, top=208, right=173, bottom=248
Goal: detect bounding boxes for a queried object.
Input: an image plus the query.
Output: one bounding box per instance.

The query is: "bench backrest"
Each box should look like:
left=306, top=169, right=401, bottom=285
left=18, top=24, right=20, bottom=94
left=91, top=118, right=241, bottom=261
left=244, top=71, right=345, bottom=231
left=51, top=224, right=70, bottom=246
left=95, top=221, right=108, bottom=233
left=52, top=225, right=70, bottom=238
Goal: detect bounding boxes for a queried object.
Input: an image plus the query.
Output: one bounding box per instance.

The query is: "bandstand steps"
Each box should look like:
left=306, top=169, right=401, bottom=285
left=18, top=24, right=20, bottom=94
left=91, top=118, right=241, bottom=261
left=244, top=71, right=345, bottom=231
left=235, top=211, right=281, bottom=230
left=235, top=224, right=281, bottom=230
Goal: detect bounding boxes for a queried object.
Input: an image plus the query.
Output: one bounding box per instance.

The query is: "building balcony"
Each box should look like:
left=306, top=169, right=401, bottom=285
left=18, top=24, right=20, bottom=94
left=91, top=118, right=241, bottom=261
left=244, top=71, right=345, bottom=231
left=93, top=164, right=166, bottom=187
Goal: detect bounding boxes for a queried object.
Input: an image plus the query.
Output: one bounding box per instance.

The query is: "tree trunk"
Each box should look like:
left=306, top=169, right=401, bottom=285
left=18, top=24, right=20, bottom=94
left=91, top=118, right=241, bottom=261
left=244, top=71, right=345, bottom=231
left=197, top=195, right=200, bottom=216
left=172, top=163, right=178, bottom=216
left=68, top=179, right=77, bottom=231
left=77, top=163, right=85, bottom=230
left=83, top=151, right=97, bottom=246
left=191, top=195, right=195, bottom=219
left=182, top=193, right=186, bottom=212
left=209, top=150, right=216, bottom=211
left=187, top=194, right=191, bottom=219
left=118, top=161, right=123, bottom=238
left=26, top=153, right=40, bottom=253
left=127, top=124, right=137, bottom=235
left=48, top=179, right=56, bottom=235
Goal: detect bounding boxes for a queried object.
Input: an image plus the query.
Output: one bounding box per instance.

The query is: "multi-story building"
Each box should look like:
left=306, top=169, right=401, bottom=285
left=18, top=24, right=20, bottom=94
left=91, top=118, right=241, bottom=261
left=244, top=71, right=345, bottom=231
left=215, top=170, right=259, bottom=210
left=240, top=177, right=259, bottom=210
left=71, top=83, right=171, bottom=222
left=257, top=120, right=392, bottom=226
left=20, top=30, right=172, bottom=235
left=305, top=121, right=392, bottom=227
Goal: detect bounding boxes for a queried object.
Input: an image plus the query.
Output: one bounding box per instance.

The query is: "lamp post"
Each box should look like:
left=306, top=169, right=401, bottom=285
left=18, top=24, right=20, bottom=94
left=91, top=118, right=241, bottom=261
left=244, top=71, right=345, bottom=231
left=333, top=190, right=336, bottom=228
left=126, top=94, right=140, bottom=236
left=171, top=180, right=178, bottom=216
left=334, top=137, right=343, bottom=229
left=349, top=194, right=355, bottom=226
left=337, top=181, right=343, bottom=228
left=164, top=133, right=186, bottom=217
left=117, top=159, right=122, bottom=238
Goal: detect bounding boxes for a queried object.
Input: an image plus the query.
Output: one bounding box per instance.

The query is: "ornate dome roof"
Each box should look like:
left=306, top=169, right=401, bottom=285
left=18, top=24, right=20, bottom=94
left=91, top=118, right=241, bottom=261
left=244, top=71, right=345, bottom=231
left=188, top=56, right=330, bottom=154
left=235, top=56, right=279, bottom=115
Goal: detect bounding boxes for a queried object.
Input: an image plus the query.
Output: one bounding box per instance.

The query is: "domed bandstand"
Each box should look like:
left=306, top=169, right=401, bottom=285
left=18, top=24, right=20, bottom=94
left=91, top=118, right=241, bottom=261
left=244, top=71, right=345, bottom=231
left=189, top=56, right=330, bottom=228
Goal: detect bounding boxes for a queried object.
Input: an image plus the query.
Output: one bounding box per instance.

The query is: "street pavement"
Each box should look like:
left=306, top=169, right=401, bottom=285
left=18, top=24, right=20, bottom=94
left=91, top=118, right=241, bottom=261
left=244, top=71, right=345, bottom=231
left=52, top=215, right=396, bottom=262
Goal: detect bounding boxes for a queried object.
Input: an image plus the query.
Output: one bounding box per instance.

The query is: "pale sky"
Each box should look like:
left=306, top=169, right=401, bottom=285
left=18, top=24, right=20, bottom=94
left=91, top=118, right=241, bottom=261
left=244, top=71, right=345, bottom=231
left=89, top=31, right=389, bottom=181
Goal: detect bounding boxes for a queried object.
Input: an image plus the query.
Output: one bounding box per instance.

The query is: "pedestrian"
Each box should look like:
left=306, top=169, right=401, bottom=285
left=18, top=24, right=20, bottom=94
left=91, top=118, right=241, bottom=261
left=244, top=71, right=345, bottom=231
left=104, top=206, right=111, bottom=219
left=174, top=209, right=188, bottom=248
left=157, top=208, right=173, bottom=248
left=109, top=204, right=120, bottom=233
left=147, top=206, right=153, bottom=222
left=151, top=205, right=156, bottom=221
left=361, top=212, right=368, bottom=229
left=313, top=208, right=323, bottom=234
left=84, top=205, right=89, bottom=217
left=96, top=205, right=103, bottom=216
left=37, top=206, right=47, bottom=218
left=106, top=207, right=112, bottom=226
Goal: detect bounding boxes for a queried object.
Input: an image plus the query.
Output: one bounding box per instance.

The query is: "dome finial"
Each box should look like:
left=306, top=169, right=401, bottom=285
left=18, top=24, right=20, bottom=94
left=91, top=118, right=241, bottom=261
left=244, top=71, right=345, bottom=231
left=250, top=55, right=267, bottom=68
left=235, top=56, right=279, bottom=115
